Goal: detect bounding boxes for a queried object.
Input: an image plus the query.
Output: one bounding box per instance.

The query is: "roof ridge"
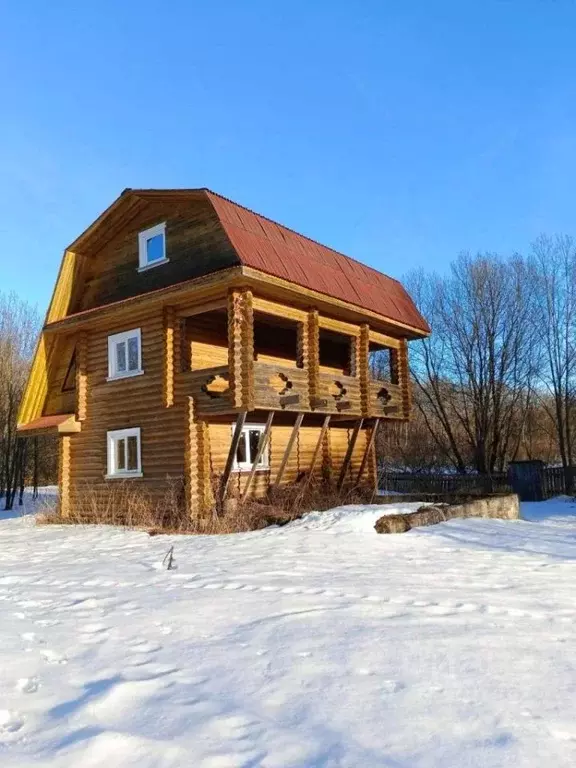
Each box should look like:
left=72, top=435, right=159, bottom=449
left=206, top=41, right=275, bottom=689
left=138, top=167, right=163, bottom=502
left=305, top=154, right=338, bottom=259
left=203, top=188, right=404, bottom=287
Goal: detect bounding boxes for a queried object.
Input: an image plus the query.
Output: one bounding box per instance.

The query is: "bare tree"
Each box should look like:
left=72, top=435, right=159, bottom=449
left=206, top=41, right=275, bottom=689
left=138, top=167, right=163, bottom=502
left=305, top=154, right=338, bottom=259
left=529, top=235, right=576, bottom=489
left=0, top=292, right=41, bottom=510
left=406, top=253, right=537, bottom=474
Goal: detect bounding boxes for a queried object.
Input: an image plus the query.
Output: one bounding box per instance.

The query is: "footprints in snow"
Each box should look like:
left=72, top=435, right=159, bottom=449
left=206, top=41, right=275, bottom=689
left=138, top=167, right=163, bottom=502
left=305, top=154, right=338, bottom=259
left=41, top=649, right=68, bottom=665
left=175, top=579, right=576, bottom=624
left=0, top=709, right=25, bottom=738
left=16, top=677, right=40, bottom=694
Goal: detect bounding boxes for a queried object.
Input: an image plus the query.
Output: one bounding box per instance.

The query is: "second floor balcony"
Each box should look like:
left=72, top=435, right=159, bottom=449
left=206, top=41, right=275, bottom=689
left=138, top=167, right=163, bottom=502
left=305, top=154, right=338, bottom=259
left=177, top=289, right=408, bottom=420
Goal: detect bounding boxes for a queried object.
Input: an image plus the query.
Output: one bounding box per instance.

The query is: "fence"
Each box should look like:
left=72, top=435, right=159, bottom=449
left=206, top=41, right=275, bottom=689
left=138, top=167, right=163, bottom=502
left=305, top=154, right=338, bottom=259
left=542, top=466, right=576, bottom=498
left=379, top=466, right=576, bottom=500
left=379, top=471, right=512, bottom=496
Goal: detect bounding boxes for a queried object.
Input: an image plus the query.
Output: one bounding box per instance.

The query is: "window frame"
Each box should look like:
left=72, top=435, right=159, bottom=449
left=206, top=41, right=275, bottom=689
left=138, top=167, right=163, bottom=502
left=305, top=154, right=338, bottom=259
left=232, top=423, right=270, bottom=472
left=137, top=222, right=168, bottom=271
left=61, top=349, right=77, bottom=392
left=107, top=328, right=143, bottom=381
left=106, top=427, right=142, bottom=479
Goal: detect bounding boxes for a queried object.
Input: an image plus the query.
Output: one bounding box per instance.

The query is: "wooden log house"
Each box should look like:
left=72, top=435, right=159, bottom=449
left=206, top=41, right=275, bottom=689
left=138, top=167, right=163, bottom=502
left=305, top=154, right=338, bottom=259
left=17, top=189, right=430, bottom=519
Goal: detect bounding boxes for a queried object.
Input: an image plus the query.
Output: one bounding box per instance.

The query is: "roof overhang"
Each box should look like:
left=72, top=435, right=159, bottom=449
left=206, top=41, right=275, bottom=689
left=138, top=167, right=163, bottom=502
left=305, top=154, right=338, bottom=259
left=17, top=414, right=81, bottom=437
left=41, top=264, right=429, bottom=340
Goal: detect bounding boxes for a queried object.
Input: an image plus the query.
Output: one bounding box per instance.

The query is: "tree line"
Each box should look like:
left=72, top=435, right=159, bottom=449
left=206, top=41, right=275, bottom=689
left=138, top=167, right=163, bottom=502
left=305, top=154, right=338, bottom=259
left=378, top=235, right=576, bottom=486
left=0, top=292, right=57, bottom=510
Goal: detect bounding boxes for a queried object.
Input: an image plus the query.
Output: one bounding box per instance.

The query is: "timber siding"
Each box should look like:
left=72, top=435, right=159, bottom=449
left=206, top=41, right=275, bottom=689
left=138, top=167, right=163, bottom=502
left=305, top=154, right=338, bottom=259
left=70, top=307, right=186, bottom=495
left=63, top=302, right=370, bottom=507
left=74, top=198, right=238, bottom=313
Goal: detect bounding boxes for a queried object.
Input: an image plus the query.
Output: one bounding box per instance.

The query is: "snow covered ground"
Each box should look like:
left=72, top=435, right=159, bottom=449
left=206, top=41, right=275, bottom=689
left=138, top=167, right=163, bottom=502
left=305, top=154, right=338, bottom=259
left=1, top=494, right=576, bottom=767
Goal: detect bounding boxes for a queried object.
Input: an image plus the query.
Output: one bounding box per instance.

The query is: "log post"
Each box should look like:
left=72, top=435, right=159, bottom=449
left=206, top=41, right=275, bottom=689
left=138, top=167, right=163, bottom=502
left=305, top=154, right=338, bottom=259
left=163, top=306, right=176, bottom=407
left=297, top=317, right=310, bottom=409
left=59, top=436, right=71, bottom=519
left=398, top=339, right=411, bottom=420
left=76, top=331, right=88, bottom=422
left=307, top=309, right=320, bottom=408
left=185, top=396, right=212, bottom=520
left=359, top=323, right=370, bottom=417
left=228, top=288, right=254, bottom=411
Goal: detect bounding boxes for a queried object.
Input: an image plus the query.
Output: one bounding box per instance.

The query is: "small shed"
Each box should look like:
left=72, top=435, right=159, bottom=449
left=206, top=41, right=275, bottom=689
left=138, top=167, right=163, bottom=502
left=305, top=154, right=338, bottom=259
left=508, top=460, right=545, bottom=502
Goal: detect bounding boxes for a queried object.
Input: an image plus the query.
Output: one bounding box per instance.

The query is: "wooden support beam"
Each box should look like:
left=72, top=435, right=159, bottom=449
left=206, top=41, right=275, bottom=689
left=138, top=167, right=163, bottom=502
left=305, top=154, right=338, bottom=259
left=369, top=330, right=401, bottom=350
left=337, top=419, right=364, bottom=490
left=177, top=298, right=227, bottom=318
left=228, top=289, right=254, bottom=410
left=76, top=331, right=88, bottom=422
left=219, top=411, right=247, bottom=505
left=307, top=309, right=320, bottom=408
left=253, top=296, right=307, bottom=323
left=59, top=435, right=71, bottom=519
left=302, top=415, right=331, bottom=491
left=296, top=317, right=308, bottom=370
left=357, top=419, right=380, bottom=485
left=241, top=412, right=274, bottom=501
left=398, top=339, right=411, bottom=420
left=163, top=306, right=176, bottom=407
left=318, top=315, right=360, bottom=337
left=359, top=323, right=370, bottom=417
left=273, top=413, right=304, bottom=490
left=185, top=396, right=212, bottom=520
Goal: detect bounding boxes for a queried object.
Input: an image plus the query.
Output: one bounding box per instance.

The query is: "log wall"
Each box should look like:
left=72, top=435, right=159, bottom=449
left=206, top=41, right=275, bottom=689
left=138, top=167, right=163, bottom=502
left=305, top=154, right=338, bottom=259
left=75, top=197, right=238, bottom=313
left=48, top=287, right=404, bottom=520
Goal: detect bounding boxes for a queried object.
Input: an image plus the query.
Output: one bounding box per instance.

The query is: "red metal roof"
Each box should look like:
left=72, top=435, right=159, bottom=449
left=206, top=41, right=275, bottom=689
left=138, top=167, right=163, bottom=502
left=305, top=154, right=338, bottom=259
left=205, top=191, right=429, bottom=334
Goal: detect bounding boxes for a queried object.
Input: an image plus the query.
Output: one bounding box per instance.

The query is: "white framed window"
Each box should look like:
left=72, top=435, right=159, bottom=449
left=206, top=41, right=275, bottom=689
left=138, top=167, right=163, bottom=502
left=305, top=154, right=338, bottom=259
left=233, top=424, right=270, bottom=472
left=107, top=328, right=143, bottom=380
left=138, top=222, right=167, bottom=271
left=106, top=428, right=142, bottom=478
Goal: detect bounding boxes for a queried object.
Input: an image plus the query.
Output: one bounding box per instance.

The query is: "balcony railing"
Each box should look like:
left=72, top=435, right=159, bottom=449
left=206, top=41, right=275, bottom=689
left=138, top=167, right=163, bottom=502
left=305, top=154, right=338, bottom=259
left=313, top=372, right=361, bottom=414
left=181, top=364, right=405, bottom=419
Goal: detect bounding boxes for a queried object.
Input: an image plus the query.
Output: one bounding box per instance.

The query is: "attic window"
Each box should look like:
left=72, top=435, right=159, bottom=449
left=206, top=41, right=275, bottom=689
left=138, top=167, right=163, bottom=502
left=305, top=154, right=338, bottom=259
left=61, top=351, right=77, bottom=392
left=138, top=222, right=167, bottom=271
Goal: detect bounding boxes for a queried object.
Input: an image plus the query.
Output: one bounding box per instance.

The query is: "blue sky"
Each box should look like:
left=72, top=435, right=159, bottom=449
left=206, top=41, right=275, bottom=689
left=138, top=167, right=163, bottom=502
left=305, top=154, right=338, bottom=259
left=2, top=0, right=576, bottom=311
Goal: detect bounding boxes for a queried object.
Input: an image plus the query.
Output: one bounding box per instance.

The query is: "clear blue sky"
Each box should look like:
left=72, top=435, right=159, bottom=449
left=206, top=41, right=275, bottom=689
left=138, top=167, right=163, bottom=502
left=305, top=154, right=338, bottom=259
left=2, top=0, right=576, bottom=312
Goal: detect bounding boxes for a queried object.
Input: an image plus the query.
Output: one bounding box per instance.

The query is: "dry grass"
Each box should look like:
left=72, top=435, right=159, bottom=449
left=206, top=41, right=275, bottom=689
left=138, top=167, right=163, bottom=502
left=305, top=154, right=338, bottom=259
left=38, top=476, right=373, bottom=536
left=37, top=479, right=189, bottom=531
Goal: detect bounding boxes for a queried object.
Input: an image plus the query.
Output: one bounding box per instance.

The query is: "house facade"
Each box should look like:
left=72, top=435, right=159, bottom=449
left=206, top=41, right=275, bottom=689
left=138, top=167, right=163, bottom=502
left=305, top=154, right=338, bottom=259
left=17, top=189, right=429, bottom=519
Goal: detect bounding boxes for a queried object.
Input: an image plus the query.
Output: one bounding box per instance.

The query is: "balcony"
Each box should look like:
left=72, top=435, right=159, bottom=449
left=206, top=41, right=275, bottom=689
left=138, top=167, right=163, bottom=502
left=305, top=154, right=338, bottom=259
left=181, top=363, right=404, bottom=420
left=177, top=292, right=408, bottom=420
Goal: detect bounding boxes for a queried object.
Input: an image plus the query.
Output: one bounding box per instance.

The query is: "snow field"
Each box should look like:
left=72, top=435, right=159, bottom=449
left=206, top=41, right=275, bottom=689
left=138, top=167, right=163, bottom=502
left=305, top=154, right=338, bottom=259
left=0, top=494, right=575, bottom=766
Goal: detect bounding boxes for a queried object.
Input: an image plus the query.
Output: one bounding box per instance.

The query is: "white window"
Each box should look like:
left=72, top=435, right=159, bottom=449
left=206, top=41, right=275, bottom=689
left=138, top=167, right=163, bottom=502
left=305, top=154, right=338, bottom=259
left=138, top=222, right=167, bottom=271
left=233, top=424, right=269, bottom=471
left=107, top=328, right=143, bottom=380
left=106, top=428, right=142, bottom=478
